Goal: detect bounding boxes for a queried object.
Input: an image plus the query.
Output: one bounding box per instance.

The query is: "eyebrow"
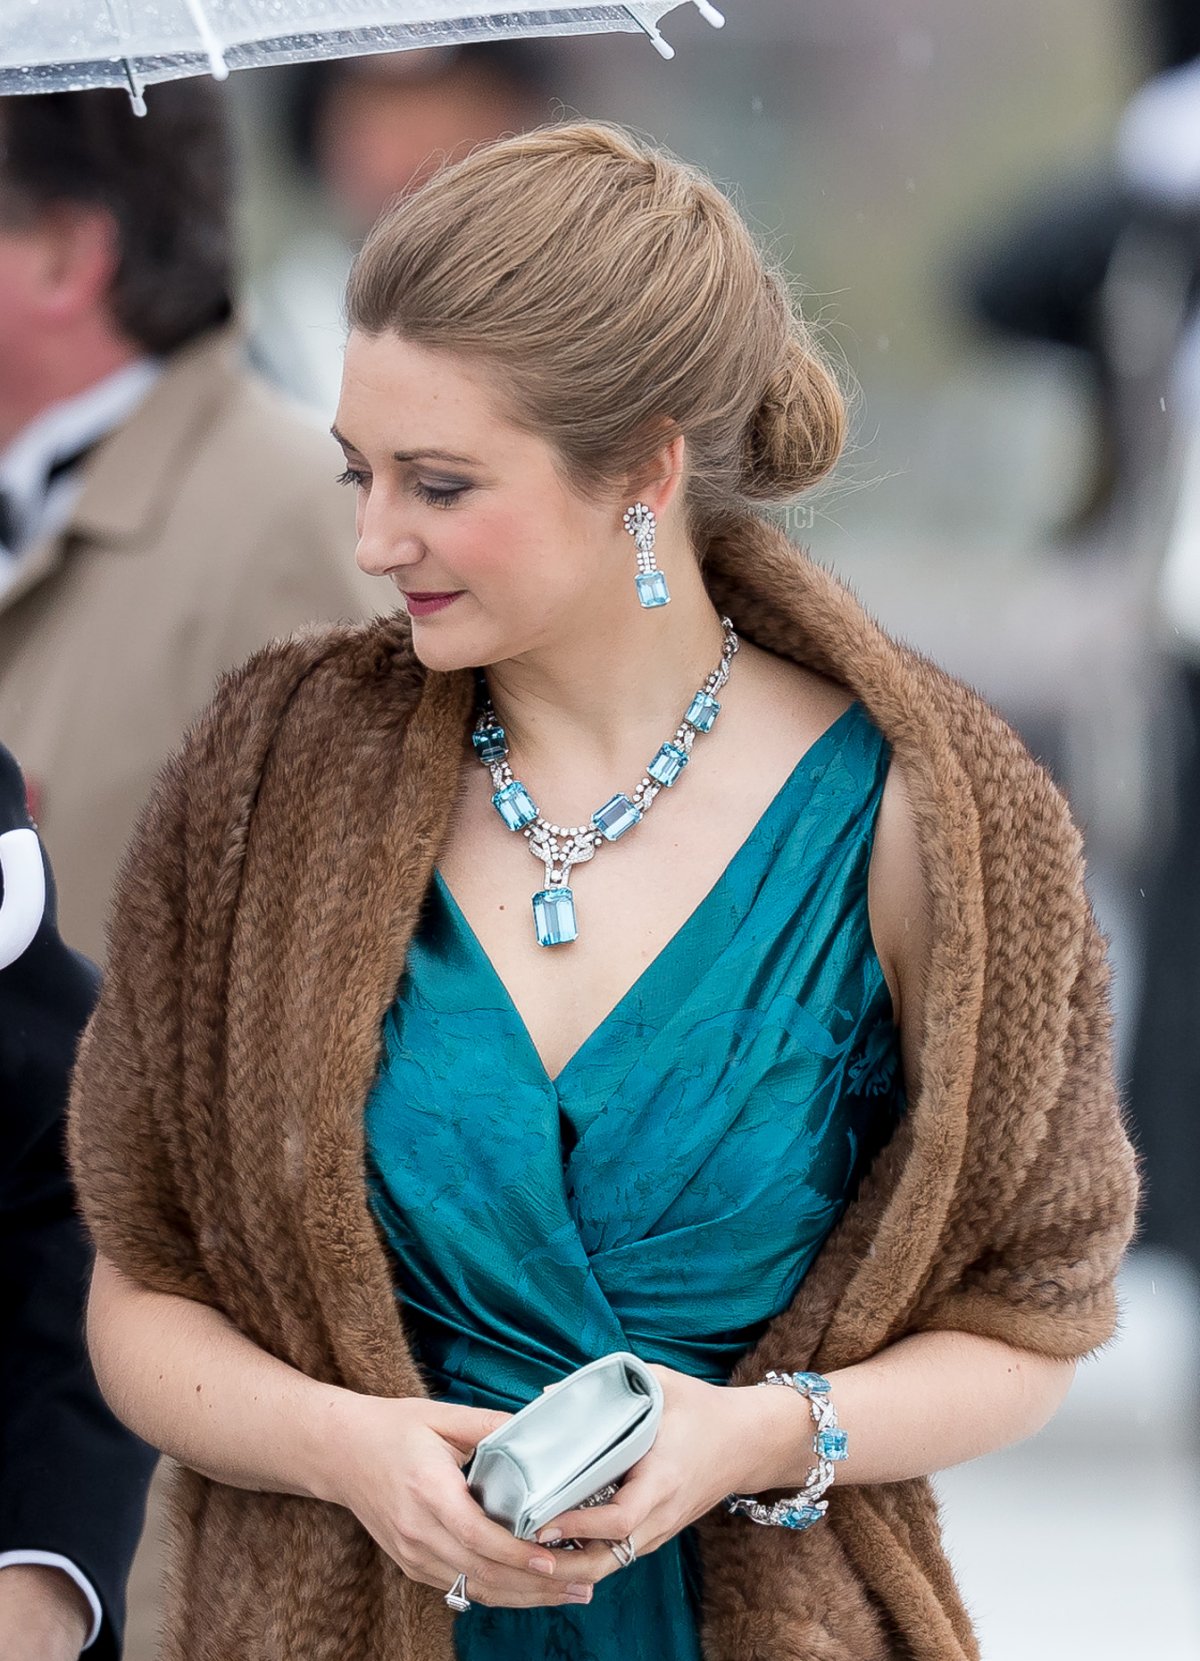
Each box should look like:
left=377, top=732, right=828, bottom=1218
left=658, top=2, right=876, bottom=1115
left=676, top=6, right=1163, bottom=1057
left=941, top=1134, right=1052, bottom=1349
left=329, top=426, right=479, bottom=466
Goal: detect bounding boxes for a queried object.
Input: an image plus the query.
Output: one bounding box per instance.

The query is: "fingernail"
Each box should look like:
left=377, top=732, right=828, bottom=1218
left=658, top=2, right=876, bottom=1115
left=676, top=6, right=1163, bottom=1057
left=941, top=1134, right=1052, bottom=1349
left=537, top=1527, right=562, bottom=1544
left=567, top=1582, right=591, bottom=1598
left=530, top=1556, right=556, bottom=1576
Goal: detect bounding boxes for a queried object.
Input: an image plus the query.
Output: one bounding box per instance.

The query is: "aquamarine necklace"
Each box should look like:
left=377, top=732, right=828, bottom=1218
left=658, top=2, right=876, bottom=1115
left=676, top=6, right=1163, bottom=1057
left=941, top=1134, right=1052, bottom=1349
left=471, top=616, right=739, bottom=946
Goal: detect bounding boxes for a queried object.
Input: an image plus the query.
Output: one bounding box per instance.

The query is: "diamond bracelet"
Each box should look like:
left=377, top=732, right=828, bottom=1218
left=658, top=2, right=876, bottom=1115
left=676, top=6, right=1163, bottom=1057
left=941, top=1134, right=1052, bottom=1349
left=723, top=1369, right=849, bottom=1530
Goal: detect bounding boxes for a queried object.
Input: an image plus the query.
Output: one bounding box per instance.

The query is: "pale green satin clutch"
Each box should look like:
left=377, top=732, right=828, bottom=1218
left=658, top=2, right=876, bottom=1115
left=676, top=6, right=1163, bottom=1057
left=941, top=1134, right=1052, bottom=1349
left=465, top=1351, right=663, bottom=1544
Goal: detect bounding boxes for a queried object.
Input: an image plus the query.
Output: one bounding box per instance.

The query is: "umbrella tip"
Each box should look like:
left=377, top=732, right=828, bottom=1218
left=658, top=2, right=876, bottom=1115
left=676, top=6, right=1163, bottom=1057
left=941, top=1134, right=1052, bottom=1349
left=120, top=58, right=147, bottom=116
left=693, top=1, right=726, bottom=24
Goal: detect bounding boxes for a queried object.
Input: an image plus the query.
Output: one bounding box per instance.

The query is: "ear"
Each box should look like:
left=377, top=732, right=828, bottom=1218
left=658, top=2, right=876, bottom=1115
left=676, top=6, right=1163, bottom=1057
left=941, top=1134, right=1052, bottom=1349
left=623, top=420, right=687, bottom=521
left=32, top=201, right=122, bottom=327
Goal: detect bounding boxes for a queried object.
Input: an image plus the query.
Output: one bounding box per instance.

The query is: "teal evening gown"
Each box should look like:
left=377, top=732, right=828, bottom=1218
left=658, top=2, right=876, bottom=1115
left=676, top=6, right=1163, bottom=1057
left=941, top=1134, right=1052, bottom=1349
left=363, top=699, right=908, bottom=1661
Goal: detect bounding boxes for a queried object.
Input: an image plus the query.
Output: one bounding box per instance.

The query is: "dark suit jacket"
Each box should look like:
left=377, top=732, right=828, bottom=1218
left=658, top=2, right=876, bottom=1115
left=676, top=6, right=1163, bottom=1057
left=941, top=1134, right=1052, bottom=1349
left=0, top=741, right=157, bottom=1659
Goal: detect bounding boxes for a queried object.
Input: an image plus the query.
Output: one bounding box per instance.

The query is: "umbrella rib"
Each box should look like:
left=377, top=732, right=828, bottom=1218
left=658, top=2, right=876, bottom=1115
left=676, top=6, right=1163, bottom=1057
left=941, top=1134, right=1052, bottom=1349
left=182, top=0, right=230, bottom=80
left=623, top=5, right=675, bottom=59
left=622, top=2, right=725, bottom=58
left=120, top=57, right=147, bottom=115
left=102, top=0, right=147, bottom=115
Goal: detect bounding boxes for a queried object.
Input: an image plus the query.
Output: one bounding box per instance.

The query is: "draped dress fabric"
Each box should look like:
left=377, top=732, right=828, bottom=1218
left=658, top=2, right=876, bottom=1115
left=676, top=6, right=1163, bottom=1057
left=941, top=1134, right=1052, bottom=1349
left=363, top=699, right=907, bottom=1661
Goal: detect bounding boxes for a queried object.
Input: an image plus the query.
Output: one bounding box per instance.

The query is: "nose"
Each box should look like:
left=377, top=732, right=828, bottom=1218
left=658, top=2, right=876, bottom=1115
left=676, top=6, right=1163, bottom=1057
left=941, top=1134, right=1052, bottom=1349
left=353, top=487, right=424, bottom=580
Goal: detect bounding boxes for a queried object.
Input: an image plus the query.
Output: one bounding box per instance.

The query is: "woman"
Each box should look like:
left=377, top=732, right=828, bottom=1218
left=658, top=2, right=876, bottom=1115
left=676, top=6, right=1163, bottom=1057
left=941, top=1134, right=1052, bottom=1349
left=67, top=122, right=1139, bottom=1661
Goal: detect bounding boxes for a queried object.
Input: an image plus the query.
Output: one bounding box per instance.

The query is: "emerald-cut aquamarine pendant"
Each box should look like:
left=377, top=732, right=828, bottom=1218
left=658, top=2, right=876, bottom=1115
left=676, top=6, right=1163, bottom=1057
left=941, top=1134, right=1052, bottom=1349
left=532, top=886, right=578, bottom=946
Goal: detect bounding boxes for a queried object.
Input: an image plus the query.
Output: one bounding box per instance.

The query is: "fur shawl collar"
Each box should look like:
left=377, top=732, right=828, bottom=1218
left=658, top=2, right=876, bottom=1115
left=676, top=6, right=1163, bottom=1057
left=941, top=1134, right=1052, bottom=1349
left=67, top=515, right=1139, bottom=1660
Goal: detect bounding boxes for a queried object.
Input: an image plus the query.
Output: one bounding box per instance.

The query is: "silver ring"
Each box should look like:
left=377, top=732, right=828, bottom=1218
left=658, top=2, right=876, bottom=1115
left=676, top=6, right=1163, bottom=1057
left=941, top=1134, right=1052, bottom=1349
left=444, top=1570, right=470, bottom=1612
left=607, top=1535, right=636, bottom=1568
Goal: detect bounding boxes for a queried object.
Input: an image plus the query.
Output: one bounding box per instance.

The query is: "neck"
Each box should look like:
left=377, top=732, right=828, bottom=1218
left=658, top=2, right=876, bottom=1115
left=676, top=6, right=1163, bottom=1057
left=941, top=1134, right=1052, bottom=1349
left=0, top=329, right=143, bottom=453
left=480, top=552, right=730, bottom=805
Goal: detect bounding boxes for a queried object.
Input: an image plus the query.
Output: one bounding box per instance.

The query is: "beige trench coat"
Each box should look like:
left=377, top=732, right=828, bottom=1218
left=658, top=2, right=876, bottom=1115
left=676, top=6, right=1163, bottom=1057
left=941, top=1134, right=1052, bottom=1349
left=0, top=320, right=381, bottom=961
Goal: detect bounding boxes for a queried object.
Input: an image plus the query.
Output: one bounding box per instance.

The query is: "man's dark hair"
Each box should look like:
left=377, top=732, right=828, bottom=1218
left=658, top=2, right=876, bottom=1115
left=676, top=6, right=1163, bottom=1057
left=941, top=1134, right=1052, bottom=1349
left=0, top=80, right=235, bottom=355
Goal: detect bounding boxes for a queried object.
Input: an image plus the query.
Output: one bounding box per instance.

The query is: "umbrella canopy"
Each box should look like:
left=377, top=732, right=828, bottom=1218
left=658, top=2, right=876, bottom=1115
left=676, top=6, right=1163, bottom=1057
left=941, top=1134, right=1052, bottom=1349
left=0, top=1, right=725, bottom=113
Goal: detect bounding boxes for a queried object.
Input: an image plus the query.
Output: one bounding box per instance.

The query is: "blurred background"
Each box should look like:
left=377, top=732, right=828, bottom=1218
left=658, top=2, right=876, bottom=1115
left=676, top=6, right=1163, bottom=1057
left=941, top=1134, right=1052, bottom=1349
left=12, top=0, right=1200, bottom=1654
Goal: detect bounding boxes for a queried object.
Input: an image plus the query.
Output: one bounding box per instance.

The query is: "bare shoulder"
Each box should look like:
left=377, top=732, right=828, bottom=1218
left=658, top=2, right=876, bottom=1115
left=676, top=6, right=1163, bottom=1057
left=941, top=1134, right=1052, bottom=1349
left=735, top=640, right=855, bottom=741
left=867, top=751, right=932, bottom=1096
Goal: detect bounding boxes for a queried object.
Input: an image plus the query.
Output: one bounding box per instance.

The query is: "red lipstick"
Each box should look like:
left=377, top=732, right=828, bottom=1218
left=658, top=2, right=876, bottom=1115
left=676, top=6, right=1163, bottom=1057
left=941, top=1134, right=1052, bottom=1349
left=402, top=591, right=464, bottom=617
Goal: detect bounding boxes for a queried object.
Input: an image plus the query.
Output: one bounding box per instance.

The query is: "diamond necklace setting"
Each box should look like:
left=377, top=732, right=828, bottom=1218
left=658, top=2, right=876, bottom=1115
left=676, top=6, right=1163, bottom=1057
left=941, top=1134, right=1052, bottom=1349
left=471, top=615, right=740, bottom=946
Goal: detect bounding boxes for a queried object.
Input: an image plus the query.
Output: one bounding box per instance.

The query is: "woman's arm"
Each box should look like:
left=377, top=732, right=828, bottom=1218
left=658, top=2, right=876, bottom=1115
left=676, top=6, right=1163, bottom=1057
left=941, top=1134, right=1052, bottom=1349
left=85, top=1254, right=592, bottom=1607
left=85, top=1251, right=353, bottom=1501
left=732, top=750, right=1073, bottom=1491
left=527, top=1335, right=1075, bottom=1560
left=737, top=1327, right=1075, bottom=1493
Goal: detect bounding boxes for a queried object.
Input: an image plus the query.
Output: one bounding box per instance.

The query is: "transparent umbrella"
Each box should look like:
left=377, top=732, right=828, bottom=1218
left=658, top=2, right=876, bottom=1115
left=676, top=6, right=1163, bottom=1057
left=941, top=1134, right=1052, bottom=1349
left=0, top=1, right=726, bottom=113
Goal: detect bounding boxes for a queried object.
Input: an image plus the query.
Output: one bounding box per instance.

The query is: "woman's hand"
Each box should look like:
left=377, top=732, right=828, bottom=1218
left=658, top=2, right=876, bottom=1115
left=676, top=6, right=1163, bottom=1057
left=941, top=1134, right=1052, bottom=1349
left=525, top=1364, right=784, bottom=1584
left=322, top=1392, right=598, bottom=1608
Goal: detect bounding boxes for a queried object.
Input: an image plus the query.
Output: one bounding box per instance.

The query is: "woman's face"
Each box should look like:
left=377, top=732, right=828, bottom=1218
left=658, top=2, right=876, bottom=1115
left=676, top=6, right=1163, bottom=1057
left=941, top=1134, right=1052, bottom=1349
left=333, top=329, right=627, bottom=672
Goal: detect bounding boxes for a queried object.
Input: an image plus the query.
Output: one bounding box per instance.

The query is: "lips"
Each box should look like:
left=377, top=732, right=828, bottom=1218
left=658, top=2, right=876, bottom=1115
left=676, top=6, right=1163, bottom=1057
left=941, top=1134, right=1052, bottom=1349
left=404, top=591, right=462, bottom=600
left=402, top=589, right=465, bottom=617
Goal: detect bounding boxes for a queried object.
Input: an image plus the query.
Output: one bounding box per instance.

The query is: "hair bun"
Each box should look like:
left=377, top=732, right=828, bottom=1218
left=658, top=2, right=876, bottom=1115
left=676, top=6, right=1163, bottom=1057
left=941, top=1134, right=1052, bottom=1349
left=347, top=116, right=851, bottom=539
left=741, top=334, right=846, bottom=502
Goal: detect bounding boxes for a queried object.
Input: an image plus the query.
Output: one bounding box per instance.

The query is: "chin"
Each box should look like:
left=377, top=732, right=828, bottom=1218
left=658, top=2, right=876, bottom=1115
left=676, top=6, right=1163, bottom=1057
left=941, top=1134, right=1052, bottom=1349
left=407, top=635, right=464, bottom=673
left=405, top=622, right=488, bottom=676
left=404, top=602, right=543, bottom=675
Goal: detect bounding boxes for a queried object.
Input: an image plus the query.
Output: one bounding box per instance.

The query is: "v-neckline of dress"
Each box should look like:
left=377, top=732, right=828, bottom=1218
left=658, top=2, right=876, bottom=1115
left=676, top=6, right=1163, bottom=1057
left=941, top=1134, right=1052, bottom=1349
left=432, top=700, right=863, bottom=1093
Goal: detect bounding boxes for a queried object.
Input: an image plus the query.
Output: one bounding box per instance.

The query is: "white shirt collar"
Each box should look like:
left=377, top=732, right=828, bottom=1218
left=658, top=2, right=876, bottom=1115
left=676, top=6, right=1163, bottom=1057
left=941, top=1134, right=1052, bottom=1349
left=0, top=357, right=164, bottom=555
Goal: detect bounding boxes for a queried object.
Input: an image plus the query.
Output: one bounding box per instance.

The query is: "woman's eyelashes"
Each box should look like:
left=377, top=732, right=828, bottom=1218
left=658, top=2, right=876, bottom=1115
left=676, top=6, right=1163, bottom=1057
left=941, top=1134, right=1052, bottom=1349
left=413, top=481, right=468, bottom=508
left=334, top=467, right=467, bottom=509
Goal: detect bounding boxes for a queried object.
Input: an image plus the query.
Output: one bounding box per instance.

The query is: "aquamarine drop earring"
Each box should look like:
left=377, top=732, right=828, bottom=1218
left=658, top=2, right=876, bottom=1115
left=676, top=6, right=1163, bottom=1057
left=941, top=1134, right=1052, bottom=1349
left=624, top=501, right=670, bottom=607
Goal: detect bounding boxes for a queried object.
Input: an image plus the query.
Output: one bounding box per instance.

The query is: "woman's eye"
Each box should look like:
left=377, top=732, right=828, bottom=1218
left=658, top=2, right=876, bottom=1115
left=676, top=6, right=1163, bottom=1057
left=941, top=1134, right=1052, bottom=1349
left=414, top=481, right=467, bottom=508
left=334, top=469, right=465, bottom=507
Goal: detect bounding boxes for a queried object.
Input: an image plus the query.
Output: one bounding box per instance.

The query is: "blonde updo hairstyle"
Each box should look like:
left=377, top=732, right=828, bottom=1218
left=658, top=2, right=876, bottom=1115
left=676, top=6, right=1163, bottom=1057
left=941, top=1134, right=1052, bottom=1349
left=345, top=119, right=847, bottom=563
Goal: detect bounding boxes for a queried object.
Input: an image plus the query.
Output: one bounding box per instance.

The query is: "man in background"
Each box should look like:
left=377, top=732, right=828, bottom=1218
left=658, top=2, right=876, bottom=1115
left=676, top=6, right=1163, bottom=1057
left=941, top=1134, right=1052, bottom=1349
left=0, top=741, right=157, bottom=1661
left=0, top=82, right=381, bottom=963
left=0, top=82, right=381, bottom=1659
left=251, top=42, right=554, bottom=417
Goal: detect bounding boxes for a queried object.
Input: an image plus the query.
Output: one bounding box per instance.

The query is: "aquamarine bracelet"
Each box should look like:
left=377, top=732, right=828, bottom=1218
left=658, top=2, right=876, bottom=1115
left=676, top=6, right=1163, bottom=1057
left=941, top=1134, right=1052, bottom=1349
left=723, top=1369, right=848, bottom=1530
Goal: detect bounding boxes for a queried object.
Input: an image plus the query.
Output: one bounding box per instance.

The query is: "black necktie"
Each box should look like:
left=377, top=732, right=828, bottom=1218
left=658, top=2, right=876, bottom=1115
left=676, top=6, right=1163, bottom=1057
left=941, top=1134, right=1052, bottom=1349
left=0, top=490, right=17, bottom=553
left=0, top=437, right=100, bottom=555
